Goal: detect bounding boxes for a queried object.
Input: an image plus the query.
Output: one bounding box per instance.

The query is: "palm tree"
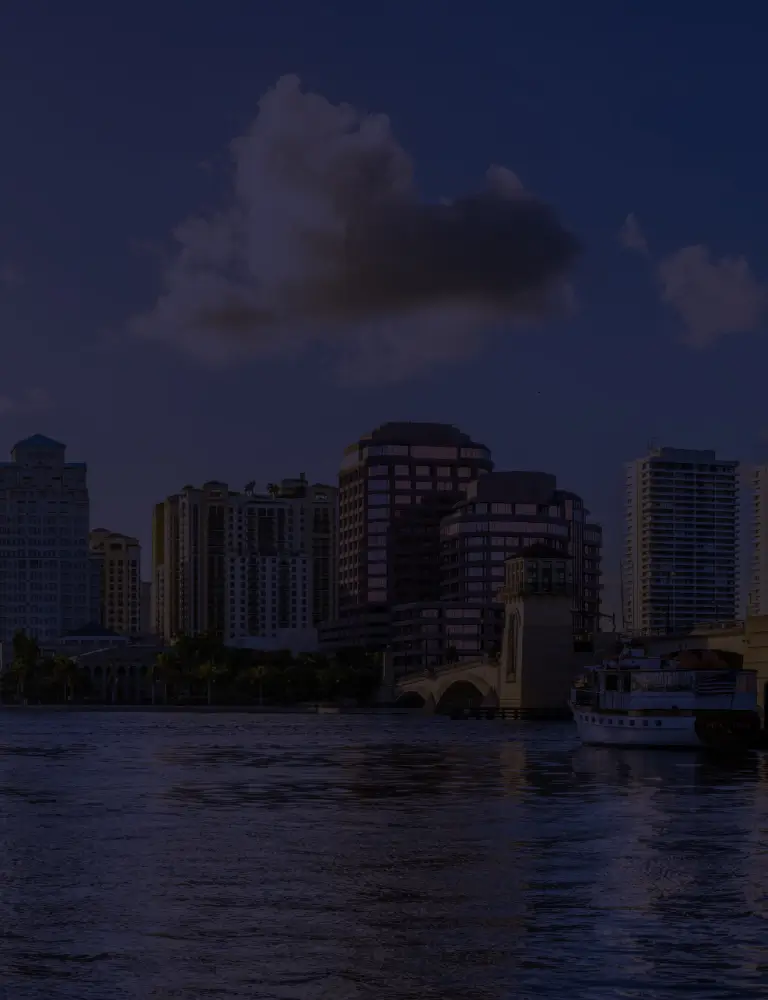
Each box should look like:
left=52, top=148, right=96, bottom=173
left=52, top=655, right=77, bottom=703
left=196, top=658, right=228, bottom=706
left=154, top=651, right=180, bottom=705
left=245, top=663, right=269, bottom=706
left=10, top=630, right=40, bottom=703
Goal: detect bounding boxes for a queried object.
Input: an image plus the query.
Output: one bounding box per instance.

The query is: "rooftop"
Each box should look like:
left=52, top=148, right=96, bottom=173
left=12, top=434, right=66, bottom=451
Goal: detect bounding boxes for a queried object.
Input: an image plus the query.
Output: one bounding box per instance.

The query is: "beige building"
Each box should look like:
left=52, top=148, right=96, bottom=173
left=89, top=529, right=142, bottom=635
left=152, top=476, right=337, bottom=647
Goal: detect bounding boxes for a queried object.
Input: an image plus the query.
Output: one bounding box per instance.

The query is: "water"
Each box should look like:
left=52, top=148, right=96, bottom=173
left=0, top=714, right=767, bottom=999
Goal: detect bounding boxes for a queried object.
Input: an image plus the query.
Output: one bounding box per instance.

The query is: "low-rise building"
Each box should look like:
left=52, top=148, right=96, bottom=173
left=391, top=602, right=504, bottom=676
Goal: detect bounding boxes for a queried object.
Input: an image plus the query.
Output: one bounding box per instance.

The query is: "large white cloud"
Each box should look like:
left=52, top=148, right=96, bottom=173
left=131, top=75, right=578, bottom=382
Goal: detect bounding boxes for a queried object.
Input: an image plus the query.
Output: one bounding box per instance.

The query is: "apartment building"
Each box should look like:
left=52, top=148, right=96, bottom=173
left=152, top=476, right=336, bottom=649
left=623, top=447, right=739, bottom=635
left=89, top=529, right=141, bottom=635
left=440, top=471, right=602, bottom=633
left=0, top=435, right=95, bottom=642
left=749, top=465, right=768, bottom=617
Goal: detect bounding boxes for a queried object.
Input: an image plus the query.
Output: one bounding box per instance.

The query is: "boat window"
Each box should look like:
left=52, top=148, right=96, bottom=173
left=604, top=674, right=619, bottom=692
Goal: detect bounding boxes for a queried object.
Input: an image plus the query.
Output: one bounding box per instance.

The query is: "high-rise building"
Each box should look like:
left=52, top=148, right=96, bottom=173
left=623, top=446, right=739, bottom=635
left=152, top=481, right=230, bottom=640
left=749, top=465, right=768, bottom=617
left=332, top=422, right=493, bottom=648
left=152, top=476, right=336, bottom=648
left=0, top=435, right=93, bottom=642
left=89, top=529, right=142, bottom=635
left=440, top=471, right=602, bottom=633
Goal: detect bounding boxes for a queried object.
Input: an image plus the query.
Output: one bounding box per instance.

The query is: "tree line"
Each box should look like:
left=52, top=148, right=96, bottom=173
left=1, top=630, right=384, bottom=707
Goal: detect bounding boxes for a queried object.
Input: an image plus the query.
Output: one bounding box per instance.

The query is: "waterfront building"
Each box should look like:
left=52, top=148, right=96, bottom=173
left=391, top=601, right=504, bottom=675
left=623, top=446, right=739, bottom=634
left=152, top=476, right=336, bottom=650
left=89, top=529, right=141, bottom=635
left=0, top=435, right=94, bottom=642
left=749, top=465, right=768, bottom=617
left=327, top=422, right=493, bottom=649
left=440, top=471, right=602, bottom=634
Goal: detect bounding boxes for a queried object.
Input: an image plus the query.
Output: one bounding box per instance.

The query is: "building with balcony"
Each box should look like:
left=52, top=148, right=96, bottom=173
left=623, top=446, right=739, bottom=635
left=89, top=529, right=141, bottom=635
left=749, top=465, right=768, bottom=617
left=152, top=476, right=336, bottom=649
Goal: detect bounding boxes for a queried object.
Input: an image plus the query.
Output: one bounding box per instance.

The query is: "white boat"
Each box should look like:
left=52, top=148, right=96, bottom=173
left=569, top=646, right=761, bottom=750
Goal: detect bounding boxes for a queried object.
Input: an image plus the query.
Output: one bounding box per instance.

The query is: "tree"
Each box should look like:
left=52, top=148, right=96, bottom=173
left=9, top=630, right=40, bottom=702
left=51, top=655, right=78, bottom=703
left=196, top=658, right=228, bottom=706
left=242, top=663, right=269, bottom=706
left=154, top=650, right=181, bottom=704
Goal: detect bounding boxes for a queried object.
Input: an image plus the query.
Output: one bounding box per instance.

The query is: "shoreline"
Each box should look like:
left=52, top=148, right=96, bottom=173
left=0, top=703, right=418, bottom=715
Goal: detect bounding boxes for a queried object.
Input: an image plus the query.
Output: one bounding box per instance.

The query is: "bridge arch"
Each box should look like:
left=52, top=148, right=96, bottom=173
left=435, top=680, right=499, bottom=714
left=395, top=691, right=426, bottom=708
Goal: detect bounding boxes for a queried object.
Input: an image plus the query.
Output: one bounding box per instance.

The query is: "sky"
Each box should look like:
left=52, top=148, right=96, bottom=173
left=2, top=3, right=768, bottom=613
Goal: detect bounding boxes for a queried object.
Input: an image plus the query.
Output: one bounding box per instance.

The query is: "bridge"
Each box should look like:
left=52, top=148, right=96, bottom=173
left=394, top=660, right=502, bottom=713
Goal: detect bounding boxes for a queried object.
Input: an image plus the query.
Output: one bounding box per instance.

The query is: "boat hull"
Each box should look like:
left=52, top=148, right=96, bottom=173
left=571, top=706, right=761, bottom=750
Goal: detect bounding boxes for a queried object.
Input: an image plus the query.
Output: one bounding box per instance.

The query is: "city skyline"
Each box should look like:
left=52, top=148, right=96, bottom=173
left=4, top=426, right=767, bottom=629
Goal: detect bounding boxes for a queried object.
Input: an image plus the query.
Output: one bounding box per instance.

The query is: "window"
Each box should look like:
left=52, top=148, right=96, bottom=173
left=516, top=503, right=537, bottom=515
left=415, top=466, right=430, bottom=476
left=437, top=482, right=455, bottom=492
left=367, top=508, right=389, bottom=520
left=368, top=494, right=389, bottom=507
left=468, top=552, right=484, bottom=562
left=368, top=589, right=387, bottom=602
left=416, top=482, right=433, bottom=490
left=369, top=466, right=389, bottom=476
left=458, top=467, right=472, bottom=478
left=395, top=495, right=412, bottom=505
left=411, top=446, right=457, bottom=459
left=436, top=467, right=452, bottom=477
left=367, top=479, right=389, bottom=491
left=492, top=503, right=513, bottom=514
left=395, top=480, right=411, bottom=490
left=394, top=465, right=409, bottom=475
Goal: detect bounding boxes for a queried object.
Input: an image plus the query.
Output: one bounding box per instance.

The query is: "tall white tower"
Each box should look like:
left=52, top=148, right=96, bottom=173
left=623, top=446, right=739, bottom=635
left=748, top=465, right=768, bottom=617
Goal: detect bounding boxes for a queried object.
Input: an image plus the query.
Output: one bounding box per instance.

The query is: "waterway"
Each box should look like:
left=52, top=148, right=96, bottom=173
left=0, top=712, right=767, bottom=998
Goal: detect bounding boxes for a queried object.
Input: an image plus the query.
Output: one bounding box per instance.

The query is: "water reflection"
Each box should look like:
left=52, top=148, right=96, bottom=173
left=0, top=714, right=765, bottom=997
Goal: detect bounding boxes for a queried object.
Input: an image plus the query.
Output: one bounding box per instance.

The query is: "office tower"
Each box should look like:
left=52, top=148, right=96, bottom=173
left=749, top=465, right=768, bottom=616
left=89, top=529, right=142, bottom=635
left=0, top=435, right=92, bottom=642
left=332, top=423, right=493, bottom=648
left=624, top=446, right=739, bottom=635
left=152, top=476, right=335, bottom=647
left=440, top=471, right=602, bottom=633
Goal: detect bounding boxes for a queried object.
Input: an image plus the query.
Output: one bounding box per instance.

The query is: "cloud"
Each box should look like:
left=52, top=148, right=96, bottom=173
left=621, top=213, right=767, bottom=346
left=131, top=75, right=579, bottom=381
left=0, top=387, right=53, bottom=416
left=658, top=245, right=766, bottom=347
left=619, top=213, right=648, bottom=254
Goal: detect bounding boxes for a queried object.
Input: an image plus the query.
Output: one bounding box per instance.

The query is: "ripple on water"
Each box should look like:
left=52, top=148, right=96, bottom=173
left=0, top=714, right=766, bottom=998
